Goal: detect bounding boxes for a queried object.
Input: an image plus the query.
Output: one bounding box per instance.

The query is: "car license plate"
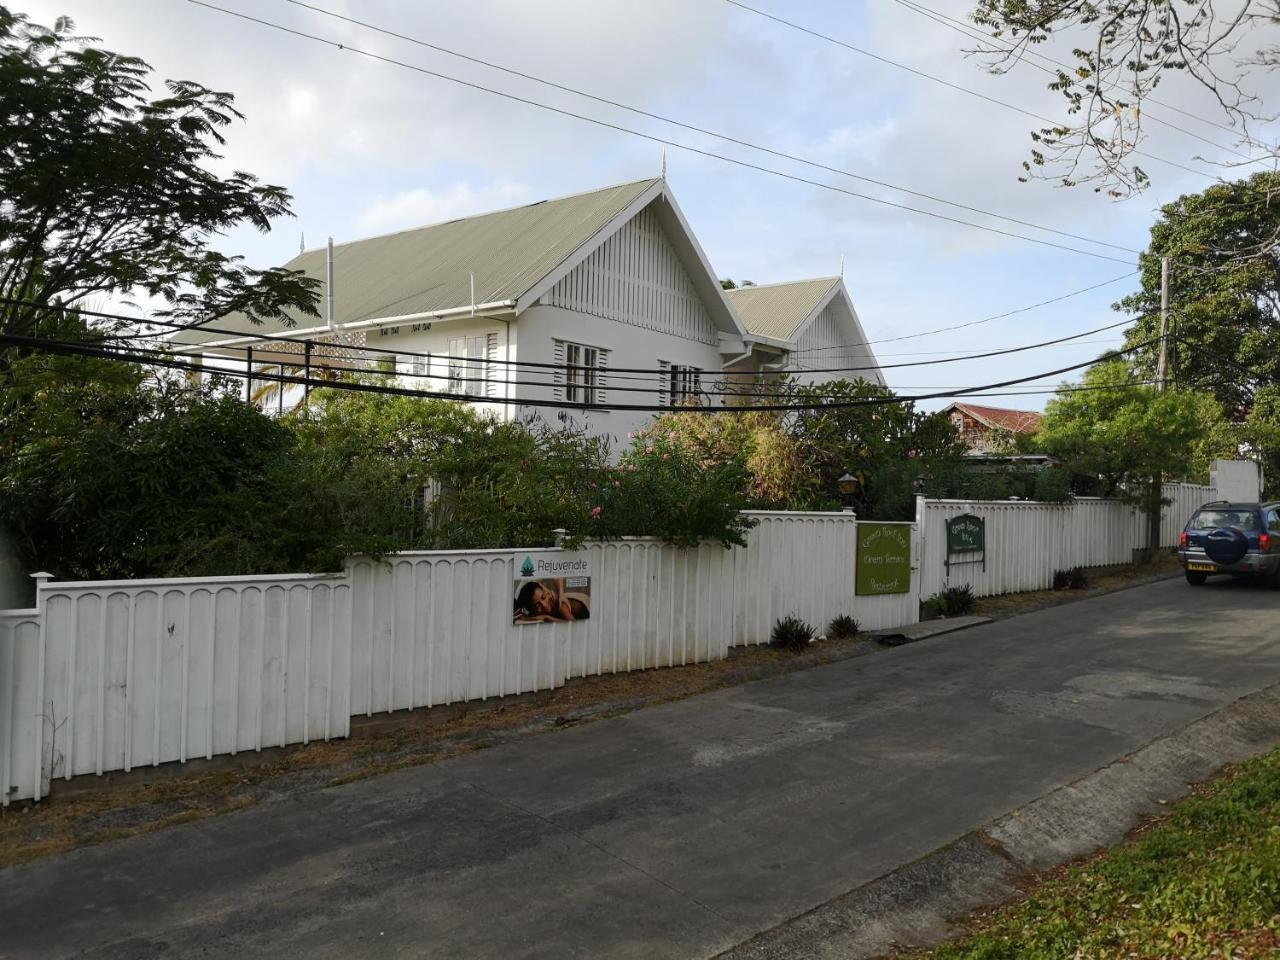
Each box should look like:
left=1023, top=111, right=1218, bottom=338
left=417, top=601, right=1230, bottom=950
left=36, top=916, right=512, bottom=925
left=1188, top=562, right=1216, bottom=572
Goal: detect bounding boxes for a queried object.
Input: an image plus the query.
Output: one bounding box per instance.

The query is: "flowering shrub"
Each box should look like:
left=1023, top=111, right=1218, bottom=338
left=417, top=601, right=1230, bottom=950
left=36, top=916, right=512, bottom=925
left=591, top=427, right=756, bottom=547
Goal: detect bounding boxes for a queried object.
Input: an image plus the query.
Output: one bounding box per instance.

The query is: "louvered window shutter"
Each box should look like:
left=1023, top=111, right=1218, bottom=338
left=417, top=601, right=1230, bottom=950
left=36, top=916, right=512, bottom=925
left=485, top=332, right=499, bottom=398
left=595, top=349, right=609, bottom=407
left=657, top=360, right=670, bottom=407
left=552, top=339, right=566, bottom=402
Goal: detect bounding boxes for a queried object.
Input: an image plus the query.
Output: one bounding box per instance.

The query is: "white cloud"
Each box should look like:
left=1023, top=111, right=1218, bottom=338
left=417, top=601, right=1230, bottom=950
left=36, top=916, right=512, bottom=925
left=355, top=179, right=532, bottom=234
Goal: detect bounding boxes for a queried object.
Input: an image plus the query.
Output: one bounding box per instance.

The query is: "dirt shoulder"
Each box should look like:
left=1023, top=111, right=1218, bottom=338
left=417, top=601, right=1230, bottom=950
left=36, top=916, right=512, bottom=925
left=0, top=556, right=1180, bottom=869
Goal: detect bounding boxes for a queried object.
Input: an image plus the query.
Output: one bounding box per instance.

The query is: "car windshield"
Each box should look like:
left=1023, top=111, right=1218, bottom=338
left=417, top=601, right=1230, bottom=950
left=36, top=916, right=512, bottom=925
left=1192, top=510, right=1258, bottom=531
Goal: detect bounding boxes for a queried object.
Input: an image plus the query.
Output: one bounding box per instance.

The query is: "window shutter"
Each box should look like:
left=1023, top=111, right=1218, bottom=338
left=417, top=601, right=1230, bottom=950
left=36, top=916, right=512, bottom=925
left=657, top=359, right=670, bottom=407
left=485, top=332, right=499, bottom=398
left=552, top=339, right=565, bottom=402
left=596, top=349, right=609, bottom=407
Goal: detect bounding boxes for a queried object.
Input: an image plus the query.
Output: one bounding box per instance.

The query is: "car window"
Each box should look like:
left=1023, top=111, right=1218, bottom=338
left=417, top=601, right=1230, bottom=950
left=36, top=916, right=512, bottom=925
left=1269, top=510, right=1280, bottom=534
left=1192, top=510, right=1259, bottom=531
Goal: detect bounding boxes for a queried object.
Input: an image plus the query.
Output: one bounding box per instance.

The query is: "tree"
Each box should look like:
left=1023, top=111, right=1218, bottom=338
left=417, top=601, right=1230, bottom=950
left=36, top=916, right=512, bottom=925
left=1119, top=171, right=1280, bottom=413
left=1244, top=384, right=1280, bottom=499
left=968, top=0, right=1276, bottom=195
left=1034, top=358, right=1236, bottom=550
left=785, top=378, right=969, bottom=519
left=0, top=8, right=318, bottom=350
left=636, top=409, right=817, bottom=508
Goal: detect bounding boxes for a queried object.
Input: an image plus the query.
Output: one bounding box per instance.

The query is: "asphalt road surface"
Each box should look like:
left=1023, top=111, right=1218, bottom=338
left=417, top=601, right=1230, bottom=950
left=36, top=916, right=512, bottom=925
left=3, top=576, right=1279, bottom=959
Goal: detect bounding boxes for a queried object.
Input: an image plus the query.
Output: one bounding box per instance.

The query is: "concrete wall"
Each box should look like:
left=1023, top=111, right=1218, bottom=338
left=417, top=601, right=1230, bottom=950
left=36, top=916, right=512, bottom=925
left=1211, top=459, right=1264, bottom=503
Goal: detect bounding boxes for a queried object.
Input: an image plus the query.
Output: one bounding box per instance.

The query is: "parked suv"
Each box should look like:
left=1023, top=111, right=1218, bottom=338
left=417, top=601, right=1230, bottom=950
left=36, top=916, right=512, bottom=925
left=1178, top=501, right=1280, bottom=586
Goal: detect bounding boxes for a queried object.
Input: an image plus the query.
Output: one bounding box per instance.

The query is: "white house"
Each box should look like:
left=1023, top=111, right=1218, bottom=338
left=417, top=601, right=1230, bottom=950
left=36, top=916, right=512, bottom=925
left=173, top=177, right=884, bottom=443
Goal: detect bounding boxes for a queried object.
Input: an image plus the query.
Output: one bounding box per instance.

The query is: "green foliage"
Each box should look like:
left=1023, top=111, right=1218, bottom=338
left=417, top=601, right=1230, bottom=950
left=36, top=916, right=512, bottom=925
left=1245, top=385, right=1280, bottom=500
left=0, top=8, right=318, bottom=344
left=1033, top=359, right=1236, bottom=512
left=0, top=340, right=356, bottom=579
left=1053, top=566, right=1088, bottom=590
left=290, top=390, right=607, bottom=551
left=769, top=615, right=814, bottom=652
left=637, top=410, right=817, bottom=509
left=1119, top=172, right=1280, bottom=414
left=826, top=614, right=860, bottom=640
left=593, top=428, right=756, bottom=548
left=922, top=746, right=1280, bottom=959
left=785, top=378, right=969, bottom=520
left=926, top=584, right=977, bottom=617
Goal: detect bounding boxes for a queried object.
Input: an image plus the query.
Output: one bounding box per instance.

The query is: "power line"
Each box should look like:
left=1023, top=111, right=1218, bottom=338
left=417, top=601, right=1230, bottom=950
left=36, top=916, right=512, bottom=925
left=891, top=0, right=1272, bottom=156
left=722, top=0, right=1227, bottom=182
left=0, top=329, right=1161, bottom=413
left=273, top=0, right=1138, bottom=257
left=9, top=298, right=1139, bottom=379
left=857, top=271, right=1137, bottom=348
left=182, top=0, right=1136, bottom=266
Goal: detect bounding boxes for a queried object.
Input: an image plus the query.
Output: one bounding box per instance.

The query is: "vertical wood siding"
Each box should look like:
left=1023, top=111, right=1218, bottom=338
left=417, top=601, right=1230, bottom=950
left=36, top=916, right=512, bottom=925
left=540, top=207, right=718, bottom=344
left=793, top=301, right=857, bottom=368
left=918, top=483, right=1217, bottom=600
left=1, top=513, right=922, bottom=804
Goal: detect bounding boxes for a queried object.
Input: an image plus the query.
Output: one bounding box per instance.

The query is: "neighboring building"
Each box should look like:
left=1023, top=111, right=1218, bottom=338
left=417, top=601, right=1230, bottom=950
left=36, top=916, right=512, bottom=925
left=723, top=277, right=884, bottom=390
left=941, top=402, right=1043, bottom=454
left=172, top=177, right=883, bottom=443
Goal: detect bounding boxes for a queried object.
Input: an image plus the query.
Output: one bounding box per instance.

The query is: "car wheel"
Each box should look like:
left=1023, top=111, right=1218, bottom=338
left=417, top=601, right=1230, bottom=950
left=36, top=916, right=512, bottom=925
left=1185, top=570, right=1208, bottom=586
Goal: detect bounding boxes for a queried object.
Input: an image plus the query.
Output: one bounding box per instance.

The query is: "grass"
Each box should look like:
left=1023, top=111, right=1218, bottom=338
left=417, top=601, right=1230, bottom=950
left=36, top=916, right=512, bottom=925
left=905, top=747, right=1280, bottom=960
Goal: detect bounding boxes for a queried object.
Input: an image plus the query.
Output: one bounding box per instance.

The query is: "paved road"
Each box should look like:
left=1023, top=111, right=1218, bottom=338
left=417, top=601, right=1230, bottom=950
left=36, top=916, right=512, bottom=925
left=3, top=577, right=1280, bottom=959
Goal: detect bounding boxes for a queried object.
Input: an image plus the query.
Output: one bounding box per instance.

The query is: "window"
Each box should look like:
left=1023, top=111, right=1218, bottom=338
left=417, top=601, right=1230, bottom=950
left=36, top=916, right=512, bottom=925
left=668, top=364, right=702, bottom=405
left=1192, top=510, right=1259, bottom=532
left=564, top=341, right=600, bottom=405
left=1268, top=509, right=1280, bottom=534
left=448, top=337, right=485, bottom=397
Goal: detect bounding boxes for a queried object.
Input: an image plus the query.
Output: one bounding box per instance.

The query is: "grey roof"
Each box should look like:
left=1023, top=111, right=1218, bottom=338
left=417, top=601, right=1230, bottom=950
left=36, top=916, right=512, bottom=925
left=723, top=277, right=841, bottom=342
left=174, top=178, right=661, bottom=346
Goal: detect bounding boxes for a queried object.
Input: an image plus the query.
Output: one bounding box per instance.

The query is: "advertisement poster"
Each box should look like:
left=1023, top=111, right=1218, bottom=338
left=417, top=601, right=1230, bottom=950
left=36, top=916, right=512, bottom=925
left=855, top=523, right=912, bottom=596
left=512, top=551, right=592, bottom=625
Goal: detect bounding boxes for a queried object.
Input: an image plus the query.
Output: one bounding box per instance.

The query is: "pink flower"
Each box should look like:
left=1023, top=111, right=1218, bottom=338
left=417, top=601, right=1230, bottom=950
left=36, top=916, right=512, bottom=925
left=627, top=432, right=635, bottom=440
left=667, top=431, right=678, bottom=440
left=662, top=453, right=670, bottom=460
left=613, top=480, right=621, bottom=489
left=645, top=446, right=654, bottom=454
left=591, top=506, right=602, bottom=518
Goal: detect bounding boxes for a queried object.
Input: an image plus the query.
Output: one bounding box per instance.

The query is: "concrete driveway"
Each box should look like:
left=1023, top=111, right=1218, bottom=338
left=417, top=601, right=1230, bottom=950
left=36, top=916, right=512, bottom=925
left=3, top=576, right=1279, bottom=959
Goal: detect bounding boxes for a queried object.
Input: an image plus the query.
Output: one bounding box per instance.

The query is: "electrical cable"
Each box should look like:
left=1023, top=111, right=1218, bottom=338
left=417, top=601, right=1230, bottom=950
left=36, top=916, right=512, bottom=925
left=889, top=0, right=1274, bottom=156
left=275, top=0, right=1138, bottom=256
left=182, top=0, right=1137, bottom=265
left=720, top=0, right=1226, bottom=181
left=5, top=297, right=1138, bottom=380
left=0, top=330, right=1161, bottom=413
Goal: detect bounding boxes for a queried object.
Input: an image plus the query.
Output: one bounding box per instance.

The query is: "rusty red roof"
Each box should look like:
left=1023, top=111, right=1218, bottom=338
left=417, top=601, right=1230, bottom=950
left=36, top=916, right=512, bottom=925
left=948, top=403, right=1043, bottom=434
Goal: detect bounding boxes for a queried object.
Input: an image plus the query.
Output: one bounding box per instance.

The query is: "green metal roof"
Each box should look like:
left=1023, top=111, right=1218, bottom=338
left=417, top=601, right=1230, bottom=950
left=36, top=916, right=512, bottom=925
left=174, top=178, right=662, bottom=346
left=723, top=277, right=841, bottom=342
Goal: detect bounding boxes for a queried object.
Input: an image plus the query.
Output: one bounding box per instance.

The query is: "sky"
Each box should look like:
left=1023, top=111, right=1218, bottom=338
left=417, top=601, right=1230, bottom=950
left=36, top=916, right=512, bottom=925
left=17, top=0, right=1280, bottom=411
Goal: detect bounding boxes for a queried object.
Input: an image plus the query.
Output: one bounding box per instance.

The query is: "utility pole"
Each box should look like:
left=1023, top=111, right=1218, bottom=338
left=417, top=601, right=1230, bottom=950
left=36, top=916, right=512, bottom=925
left=1156, top=255, right=1170, bottom=391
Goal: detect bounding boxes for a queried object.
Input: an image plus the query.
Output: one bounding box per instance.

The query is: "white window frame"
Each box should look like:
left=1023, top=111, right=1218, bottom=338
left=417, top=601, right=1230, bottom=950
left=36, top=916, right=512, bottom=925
left=448, top=336, right=485, bottom=397
left=667, top=364, right=702, bottom=405
left=564, top=341, right=601, bottom=406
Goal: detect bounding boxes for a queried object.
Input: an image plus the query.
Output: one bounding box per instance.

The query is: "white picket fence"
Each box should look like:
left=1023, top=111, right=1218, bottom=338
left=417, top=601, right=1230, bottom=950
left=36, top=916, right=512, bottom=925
left=918, top=483, right=1215, bottom=599
left=0, top=512, right=920, bottom=805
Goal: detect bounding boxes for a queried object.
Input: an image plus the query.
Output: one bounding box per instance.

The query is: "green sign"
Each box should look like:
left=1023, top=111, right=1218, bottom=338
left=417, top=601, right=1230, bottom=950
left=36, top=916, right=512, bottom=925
left=947, top=514, right=985, bottom=555
left=856, top=523, right=912, bottom=596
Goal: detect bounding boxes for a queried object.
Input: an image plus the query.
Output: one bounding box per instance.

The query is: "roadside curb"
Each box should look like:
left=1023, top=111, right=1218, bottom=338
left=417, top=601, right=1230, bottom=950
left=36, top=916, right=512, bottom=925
left=868, top=616, right=992, bottom=646
left=716, top=680, right=1280, bottom=960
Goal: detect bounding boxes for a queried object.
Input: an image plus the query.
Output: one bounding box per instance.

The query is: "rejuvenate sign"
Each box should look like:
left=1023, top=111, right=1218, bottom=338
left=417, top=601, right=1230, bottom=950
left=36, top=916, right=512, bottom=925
left=512, top=551, right=592, bottom=625
left=856, top=523, right=912, bottom=596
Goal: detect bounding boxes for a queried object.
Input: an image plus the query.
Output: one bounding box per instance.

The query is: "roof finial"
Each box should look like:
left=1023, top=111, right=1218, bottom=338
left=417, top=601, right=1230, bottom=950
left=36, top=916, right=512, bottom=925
left=839, top=253, right=845, bottom=277
left=300, top=232, right=305, bottom=254
left=661, top=147, right=667, bottom=178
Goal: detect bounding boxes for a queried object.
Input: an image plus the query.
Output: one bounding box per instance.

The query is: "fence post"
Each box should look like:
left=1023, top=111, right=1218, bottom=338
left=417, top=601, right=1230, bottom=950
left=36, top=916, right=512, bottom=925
left=552, top=528, right=568, bottom=548
left=30, top=572, right=51, bottom=802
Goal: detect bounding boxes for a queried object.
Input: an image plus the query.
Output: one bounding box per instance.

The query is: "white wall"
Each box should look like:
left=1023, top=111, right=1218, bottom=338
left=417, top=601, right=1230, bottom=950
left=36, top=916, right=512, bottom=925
left=918, top=483, right=1216, bottom=599
left=0, top=513, right=920, bottom=805
left=1211, top=459, right=1264, bottom=503
left=372, top=317, right=516, bottom=421
left=513, top=303, right=730, bottom=445
left=790, top=296, right=884, bottom=389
